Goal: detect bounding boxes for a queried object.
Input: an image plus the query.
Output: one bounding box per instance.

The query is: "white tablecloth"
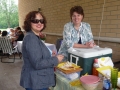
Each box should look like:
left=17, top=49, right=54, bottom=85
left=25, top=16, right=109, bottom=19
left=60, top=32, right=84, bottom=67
left=17, top=41, right=57, bottom=54
left=17, top=41, right=22, bottom=53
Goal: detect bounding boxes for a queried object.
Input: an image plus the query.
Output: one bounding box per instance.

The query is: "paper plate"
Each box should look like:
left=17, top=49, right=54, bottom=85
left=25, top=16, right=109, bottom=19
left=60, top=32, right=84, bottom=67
left=80, top=75, right=100, bottom=84
left=57, top=62, right=80, bottom=70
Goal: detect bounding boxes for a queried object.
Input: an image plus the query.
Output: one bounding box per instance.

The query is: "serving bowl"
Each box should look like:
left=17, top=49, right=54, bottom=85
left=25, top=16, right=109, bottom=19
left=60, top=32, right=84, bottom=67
left=80, top=75, right=100, bottom=90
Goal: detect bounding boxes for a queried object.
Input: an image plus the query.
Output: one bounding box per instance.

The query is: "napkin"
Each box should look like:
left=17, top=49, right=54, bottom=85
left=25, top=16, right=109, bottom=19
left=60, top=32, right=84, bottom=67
left=98, top=57, right=114, bottom=68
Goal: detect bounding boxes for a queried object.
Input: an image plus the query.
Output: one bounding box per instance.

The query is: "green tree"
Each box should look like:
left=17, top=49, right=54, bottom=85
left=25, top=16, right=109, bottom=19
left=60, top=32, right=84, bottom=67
left=0, top=0, right=18, bottom=29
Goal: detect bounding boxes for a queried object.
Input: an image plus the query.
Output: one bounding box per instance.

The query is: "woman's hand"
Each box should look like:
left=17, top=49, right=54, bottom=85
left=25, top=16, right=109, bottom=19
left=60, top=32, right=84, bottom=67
left=85, top=41, right=96, bottom=48
left=56, top=55, right=64, bottom=63
left=52, top=51, right=56, bottom=56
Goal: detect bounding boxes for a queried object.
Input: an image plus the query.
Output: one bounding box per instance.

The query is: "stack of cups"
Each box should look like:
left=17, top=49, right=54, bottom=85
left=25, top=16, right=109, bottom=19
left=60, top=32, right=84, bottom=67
left=111, top=67, right=118, bottom=89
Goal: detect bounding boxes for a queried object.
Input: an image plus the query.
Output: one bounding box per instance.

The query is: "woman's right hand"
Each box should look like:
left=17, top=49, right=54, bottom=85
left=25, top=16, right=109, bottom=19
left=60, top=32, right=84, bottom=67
left=56, top=55, right=64, bottom=63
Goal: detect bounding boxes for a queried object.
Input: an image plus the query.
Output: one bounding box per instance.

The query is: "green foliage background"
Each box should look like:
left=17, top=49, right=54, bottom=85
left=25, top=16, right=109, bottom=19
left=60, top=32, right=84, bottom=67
left=0, top=0, right=18, bottom=29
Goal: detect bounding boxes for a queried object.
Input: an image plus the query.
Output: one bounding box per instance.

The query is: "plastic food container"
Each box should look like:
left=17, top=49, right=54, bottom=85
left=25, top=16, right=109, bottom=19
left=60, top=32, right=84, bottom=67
left=80, top=75, right=100, bottom=90
left=56, top=69, right=81, bottom=80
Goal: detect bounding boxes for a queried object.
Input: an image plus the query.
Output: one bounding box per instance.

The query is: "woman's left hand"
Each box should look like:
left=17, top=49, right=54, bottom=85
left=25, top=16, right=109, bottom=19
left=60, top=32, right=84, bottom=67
left=86, top=41, right=96, bottom=48
left=52, top=51, right=56, bottom=56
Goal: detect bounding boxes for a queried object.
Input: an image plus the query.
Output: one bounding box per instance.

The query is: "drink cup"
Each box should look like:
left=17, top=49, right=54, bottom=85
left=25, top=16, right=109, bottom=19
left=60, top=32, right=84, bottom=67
left=111, top=67, right=118, bottom=89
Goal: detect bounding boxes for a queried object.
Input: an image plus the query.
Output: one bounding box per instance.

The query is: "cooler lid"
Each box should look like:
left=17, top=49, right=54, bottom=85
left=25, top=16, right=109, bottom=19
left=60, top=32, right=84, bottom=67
left=68, top=46, right=112, bottom=58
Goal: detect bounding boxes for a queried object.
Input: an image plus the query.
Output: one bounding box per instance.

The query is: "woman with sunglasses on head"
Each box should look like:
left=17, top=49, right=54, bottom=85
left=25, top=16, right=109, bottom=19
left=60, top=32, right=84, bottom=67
left=20, top=11, right=64, bottom=90
left=58, top=6, right=96, bottom=61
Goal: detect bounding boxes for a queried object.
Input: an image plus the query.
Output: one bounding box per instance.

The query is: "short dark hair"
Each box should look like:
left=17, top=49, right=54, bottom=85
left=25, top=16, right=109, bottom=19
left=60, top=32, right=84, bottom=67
left=2, top=31, right=8, bottom=36
left=16, top=26, right=21, bottom=30
left=70, top=6, right=84, bottom=20
left=23, top=11, right=46, bottom=32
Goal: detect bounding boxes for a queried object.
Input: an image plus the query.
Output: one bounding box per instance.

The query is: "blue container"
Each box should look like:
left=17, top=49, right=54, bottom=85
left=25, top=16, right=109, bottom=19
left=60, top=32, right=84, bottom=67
left=103, top=78, right=111, bottom=90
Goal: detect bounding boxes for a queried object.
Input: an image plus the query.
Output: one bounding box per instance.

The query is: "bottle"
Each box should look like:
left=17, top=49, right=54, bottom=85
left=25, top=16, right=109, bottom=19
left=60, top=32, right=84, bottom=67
left=92, top=59, right=99, bottom=76
left=103, top=77, right=111, bottom=90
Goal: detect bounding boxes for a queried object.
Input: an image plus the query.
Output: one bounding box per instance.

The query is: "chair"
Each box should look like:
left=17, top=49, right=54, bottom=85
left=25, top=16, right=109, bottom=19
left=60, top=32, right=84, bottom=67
left=56, top=38, right=63, bottom=52
left=0, top=37, right=17, bottom=63
left=16, top=41, right=22, bottom=59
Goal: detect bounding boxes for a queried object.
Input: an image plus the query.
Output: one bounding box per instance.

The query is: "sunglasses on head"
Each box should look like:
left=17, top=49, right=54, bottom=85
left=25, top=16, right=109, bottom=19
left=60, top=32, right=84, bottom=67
left=31, top=19, right=44, bottom=24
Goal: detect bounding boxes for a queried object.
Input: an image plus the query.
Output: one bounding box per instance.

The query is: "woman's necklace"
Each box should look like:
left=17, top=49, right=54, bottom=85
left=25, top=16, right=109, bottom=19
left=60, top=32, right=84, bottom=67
left=74, top=26, right=79, bottom=30
left=74, top=23, right=81, bottom=30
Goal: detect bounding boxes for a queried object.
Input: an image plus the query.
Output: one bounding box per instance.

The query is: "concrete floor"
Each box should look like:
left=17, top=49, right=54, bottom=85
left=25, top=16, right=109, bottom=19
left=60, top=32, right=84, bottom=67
left=0, top=54, right=24, bottom=90
left=0, top=54, right=120, bottom=90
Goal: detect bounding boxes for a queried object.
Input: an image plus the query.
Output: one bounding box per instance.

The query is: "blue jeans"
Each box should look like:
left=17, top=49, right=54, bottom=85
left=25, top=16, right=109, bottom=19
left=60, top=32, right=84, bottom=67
left=25, top=88, right=48, bottom=90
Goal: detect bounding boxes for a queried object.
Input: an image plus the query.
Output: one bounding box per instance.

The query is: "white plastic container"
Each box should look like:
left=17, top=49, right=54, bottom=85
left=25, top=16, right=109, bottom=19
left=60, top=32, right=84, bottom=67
left=56, top=69, right=80, bottom=80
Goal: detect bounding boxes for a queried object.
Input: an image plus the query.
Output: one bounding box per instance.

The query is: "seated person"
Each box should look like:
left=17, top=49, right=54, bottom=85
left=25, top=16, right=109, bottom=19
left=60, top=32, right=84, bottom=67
left=15, top=31, right=24, bottom=41
left=0, top=30, right=1, bottom=36
left=58, top=6, right=95, bottom=61
left=12, top=30, right=24, bottom=47
left=9, top=29, right=15, bottom=37
left=1, top=31, right=8, bottom=37
left=14, top=26, right=22, bottom=38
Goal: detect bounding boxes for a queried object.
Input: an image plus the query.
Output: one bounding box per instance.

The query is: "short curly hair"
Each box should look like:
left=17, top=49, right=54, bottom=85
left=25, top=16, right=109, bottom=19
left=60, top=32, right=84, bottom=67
left=23, top=11, right=46, bottom=32
left=70, top=6, right=84, bottom=20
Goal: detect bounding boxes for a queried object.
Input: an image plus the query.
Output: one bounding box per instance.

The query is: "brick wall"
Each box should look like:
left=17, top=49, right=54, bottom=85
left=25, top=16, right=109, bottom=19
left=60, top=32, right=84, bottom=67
left=18, top=0, right=120, bottom=62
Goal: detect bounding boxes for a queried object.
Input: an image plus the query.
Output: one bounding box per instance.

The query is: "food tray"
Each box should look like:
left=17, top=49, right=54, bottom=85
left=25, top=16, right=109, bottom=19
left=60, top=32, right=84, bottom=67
left=56, top=62, right=82, bottom=74
left=56, top=67, right=82, bottom=74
